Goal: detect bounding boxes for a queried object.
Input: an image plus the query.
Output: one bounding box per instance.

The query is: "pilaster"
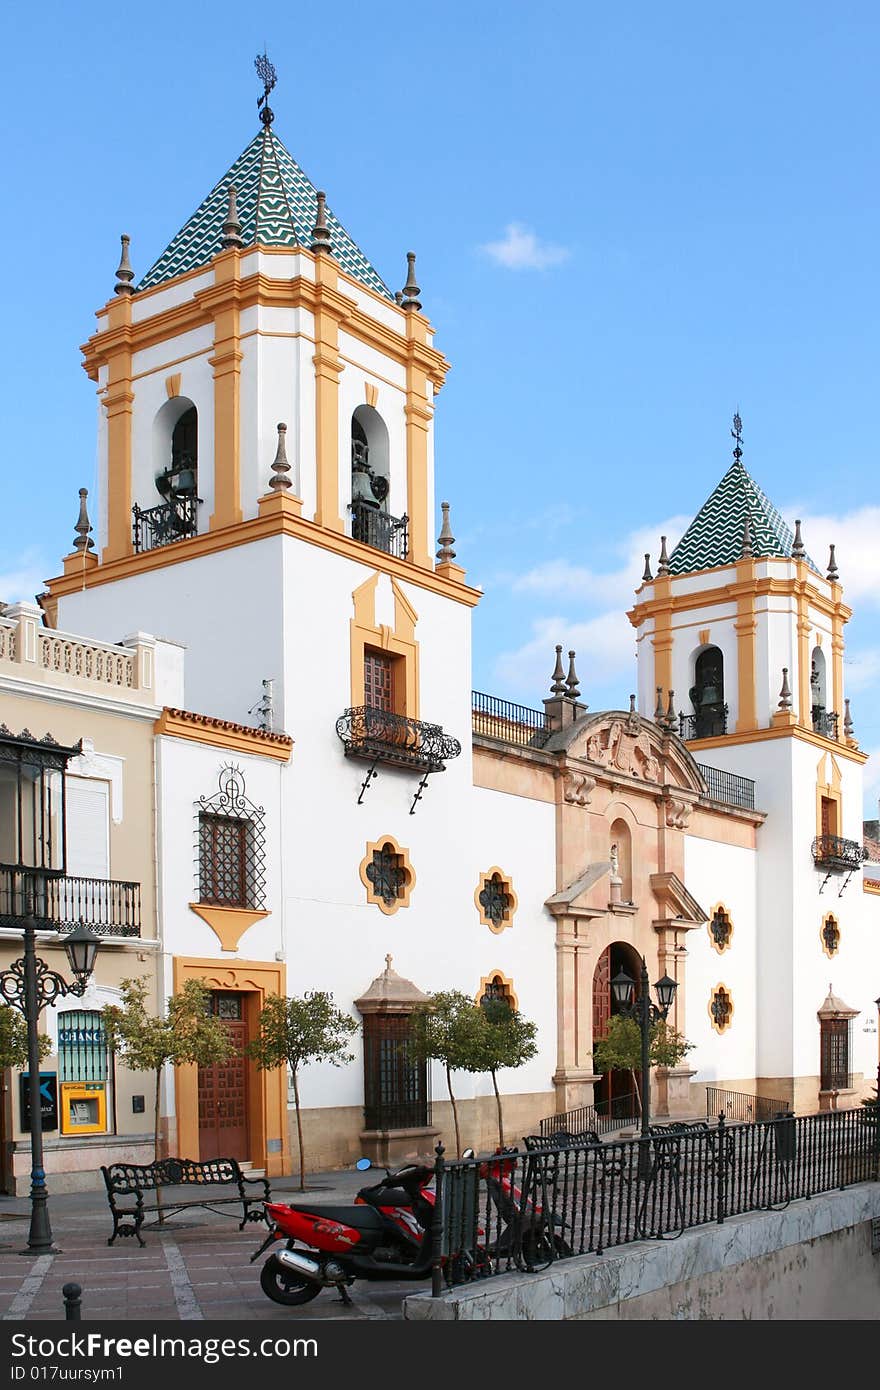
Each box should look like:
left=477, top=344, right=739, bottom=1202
left=403, top=314, right=432, bottom=569
left=208, top=249, right=243, bottom=530
left=312, top=255, right=345, bottom=533
left=102, top=296, right=134, bottom=562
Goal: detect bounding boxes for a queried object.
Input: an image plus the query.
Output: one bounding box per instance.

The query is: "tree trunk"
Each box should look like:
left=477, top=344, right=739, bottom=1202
left=446, top=1065, right=462, bottom=1158
left=491, top=1069, right=504, bottom=1149
left=154, top=1065, right=165, bottom=1223
left=630, top=1067, right=642, bottom=1118
left=293, top=1067, right=306, bottom=1191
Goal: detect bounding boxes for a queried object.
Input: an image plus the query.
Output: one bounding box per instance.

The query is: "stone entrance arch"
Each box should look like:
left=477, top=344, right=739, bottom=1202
left=593, top=942, right=643, bottom=1117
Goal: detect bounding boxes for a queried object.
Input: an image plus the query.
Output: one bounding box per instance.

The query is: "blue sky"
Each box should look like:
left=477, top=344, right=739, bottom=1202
left=1, top=2, right=879, bottom=807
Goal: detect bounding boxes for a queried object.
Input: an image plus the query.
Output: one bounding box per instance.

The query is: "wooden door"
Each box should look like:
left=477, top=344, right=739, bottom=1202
left=592, top=947, right=611, bottom=1043
left=197, top=994, right=249, bottom=1162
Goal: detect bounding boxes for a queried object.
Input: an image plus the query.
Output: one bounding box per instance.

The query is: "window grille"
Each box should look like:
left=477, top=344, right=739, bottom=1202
left=365, top=843, right=408, bottom=906
left=820, top=1018, right=851, bottom=1090
left=478, top=873, right=512, bottom=928
left=479, top=974, right=513, bottom=1009
left=709, top=985, right=733, bottom=1033
left=821, top=915, right=840, bottom=956
left=362, top=1013, right=428, bottom=1130
left=710, top=907, right=733, bottom=952
left=197, top=765, right=266, bottom=910
left=58, top=1009, right=108, bottom=1082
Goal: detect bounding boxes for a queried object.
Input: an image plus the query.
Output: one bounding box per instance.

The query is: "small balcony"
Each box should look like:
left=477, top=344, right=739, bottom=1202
left=132, top=496, right=199, bottom=553
left=0, top=868, right=142, bottom=937
left=679, top=705, right=728, bottom=740
left=349, top=502, right=408, bottom=559
left=336, top=707, right=461, bottom=774
left=812, top=707, right=839, bottom=740
left=811, top=836, right=866, bottom=895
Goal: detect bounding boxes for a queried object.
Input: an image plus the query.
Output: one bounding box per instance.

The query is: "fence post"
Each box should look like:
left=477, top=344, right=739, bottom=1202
left=431, top=1142, right=446, bottom=1298
left=716, top=1113, right=726, bottom=1225
left=62, top=1283, right=82, bottom=1320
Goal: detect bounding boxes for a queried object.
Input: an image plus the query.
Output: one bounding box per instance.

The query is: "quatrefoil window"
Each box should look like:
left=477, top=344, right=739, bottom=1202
left=475, top=868, right=517, bottom=933
left=709, top=905, right=733, bottom=954
left=821, top=914, right=840, bottom=958
left=709, top=985, right=734, bottom=1034
left=359, top=835, right=415, bottom=915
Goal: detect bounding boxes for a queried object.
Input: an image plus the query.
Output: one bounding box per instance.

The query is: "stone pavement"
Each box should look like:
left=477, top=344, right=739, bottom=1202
left=0, top=1171, right=416, bottom=1322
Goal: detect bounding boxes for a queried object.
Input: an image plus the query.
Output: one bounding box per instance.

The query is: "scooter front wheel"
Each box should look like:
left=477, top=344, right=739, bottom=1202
left=260, top=1254, right=322, bottom=1306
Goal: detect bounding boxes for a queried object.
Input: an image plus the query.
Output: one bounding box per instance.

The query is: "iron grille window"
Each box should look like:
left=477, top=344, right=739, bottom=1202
left=480, top=975, right=513, bottom=1009
left=197, top=766, right=266, bottom=911
left=58, top=1009, right=108, bottom=1082
left=710, top=907, right=732, bottom=951
left=710, top=986, right=733, bottom=1032
left=822, top=915, right=840, bottom=956
left=365, top=844, right=407, bottom=906
left=363, top=1014, right=428, bottom=1130
left=820, top=1018, right=851, bottom=1090
left=478, top=873, right=512, bottom=928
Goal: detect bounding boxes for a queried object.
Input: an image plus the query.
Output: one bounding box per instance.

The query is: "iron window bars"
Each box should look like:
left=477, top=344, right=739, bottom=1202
left=197, top=766, right=266, bottom=910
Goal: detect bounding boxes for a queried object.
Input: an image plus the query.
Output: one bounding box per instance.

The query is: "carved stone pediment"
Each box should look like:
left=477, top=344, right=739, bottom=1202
left=564, top=712, right=704, bottom=795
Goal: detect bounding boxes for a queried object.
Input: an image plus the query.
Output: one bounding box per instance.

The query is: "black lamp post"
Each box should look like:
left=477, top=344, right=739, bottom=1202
left=610, top=957, right=678, bottom=1144
left=0, top=916, right=100, bottom=1255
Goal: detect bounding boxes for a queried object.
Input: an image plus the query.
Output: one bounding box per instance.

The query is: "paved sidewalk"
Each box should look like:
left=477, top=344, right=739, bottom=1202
left=0, top=1171, right=415, bottom=1322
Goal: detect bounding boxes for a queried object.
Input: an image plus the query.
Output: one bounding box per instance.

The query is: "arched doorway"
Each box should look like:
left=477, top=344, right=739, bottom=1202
left=593, top=942, right=642, bottom=1118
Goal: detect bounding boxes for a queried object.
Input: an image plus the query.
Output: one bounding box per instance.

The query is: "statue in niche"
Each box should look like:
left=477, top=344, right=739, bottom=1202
left=610, top=843, right=620, bottom=880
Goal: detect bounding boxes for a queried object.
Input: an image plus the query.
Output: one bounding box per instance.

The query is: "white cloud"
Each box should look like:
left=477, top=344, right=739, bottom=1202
left=842, top=647, right=880, bottom=694
left=480, top=223, right=570, bottom=271
left=511, top=514, right=691, bottom=608
left=0, top=549, right=49, bottom=606
left=788, top=506, right=880, bottom=606
left=494, top=611, right=638, bottom=704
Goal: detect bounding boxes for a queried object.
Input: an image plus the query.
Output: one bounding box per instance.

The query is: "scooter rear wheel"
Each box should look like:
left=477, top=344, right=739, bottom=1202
left=260, top=1254, right=322, bottom=1306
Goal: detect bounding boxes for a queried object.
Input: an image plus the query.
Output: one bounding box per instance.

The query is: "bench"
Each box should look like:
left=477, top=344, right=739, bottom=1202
left=101, top=1157, right=271, bottom=1246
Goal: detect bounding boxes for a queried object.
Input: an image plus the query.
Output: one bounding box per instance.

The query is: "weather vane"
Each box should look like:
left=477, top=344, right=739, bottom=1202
left=731, top=410, right=743, bottom=465
left=255, top=51, right=277, bottom=127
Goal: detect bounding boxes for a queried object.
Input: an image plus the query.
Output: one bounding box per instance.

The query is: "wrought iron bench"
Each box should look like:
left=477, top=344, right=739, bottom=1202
left=101, top=1157, right=270, bottom=1246
left=522, top=1129, right=601, bottom=1150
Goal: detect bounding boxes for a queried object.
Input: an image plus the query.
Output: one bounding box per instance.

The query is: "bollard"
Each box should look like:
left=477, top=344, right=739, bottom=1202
left=62, top=1283, right=82, bottom=1320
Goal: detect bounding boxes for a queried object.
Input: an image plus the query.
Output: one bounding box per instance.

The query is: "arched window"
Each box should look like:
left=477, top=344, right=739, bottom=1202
left=689, top=646, right=726, bottom=737
left=609, top=819, right=633, bottom=902
left=811, top=648, right=835, bottom=737
left=350, top=406, right=405, bottom=557
left=139, top=398, right=200, bottom=551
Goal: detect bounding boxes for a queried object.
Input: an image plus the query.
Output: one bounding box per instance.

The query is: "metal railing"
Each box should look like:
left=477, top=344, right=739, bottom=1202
left=538, top=1094, right=640, bottom=1141
left=679, top=706, right=728, bottom=740
left=812, top=835, right=867, bottom=872
left=812, top=709, right=839, bottom=740
left=336, top=706, right=462, bottom=773
left=471, top=692, right=552, bottom=749
left=0, top=869, right=142, bottom=937
left=350, top=502, right=408, bottom=559
left=435, top=1108, right=878, bottom=1290
left=132, top=497, right=199, bottom=552
left=706, top=1086, right=792, bottom=1124
left=696, top=763, right=756, bottom=810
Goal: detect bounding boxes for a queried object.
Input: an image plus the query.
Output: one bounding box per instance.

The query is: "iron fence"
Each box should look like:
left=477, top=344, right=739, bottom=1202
left=471, top=692, right=552, bottom=749
left=350, top=502, right=408, bottom=559
left=435, top=1108, right=878, bottom=1291
left=705, top=1086, right=792, bottom=1124
left=132, top=497, right=199, bottom=552
left=538, top=1094, right=640, bottom=1141
left=812, top=709, right=839, bottom=740
left=679, top=706, right=728, bottom=740
left=0, top=868, right=141, bottom=936
left=695, top=763, right=756, bottom=810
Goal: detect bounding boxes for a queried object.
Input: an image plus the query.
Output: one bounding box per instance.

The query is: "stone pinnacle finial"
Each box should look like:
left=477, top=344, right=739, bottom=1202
left=565, top=651, right=581, bottom=700
left=654, top=686, right=664, bottom=722
left=827, top=544, right=839, bottom=582
left=844, top=698, right=854, bottom=739
left=629, top=693, right=636, bottom=715
left=401, top=252, right=422, bottom=311
left=268, top=423, right=292, bottom=491
left=384, top=953, right=393, bottom=972
left=778, top=667, right=793, bottom=710
left=73, top=488, right=95, bottom=553
left=550, top=645, right=567, bottom=695
left=436, top=501, right=456, bottom=563
left=114, top=235, right=134, bottom=296
left=741, top=512, right=753, bottom=559
left=792, top=519, right=806, bottom=559
left=642, top=553, right=653, bottom=583
left=311, top=191, right=332, bottom=255
left=665, top=689, right=676, bottom=730
left=657, top=535, right=670, bottom=577
left=221, top=186, right=244, bottom=249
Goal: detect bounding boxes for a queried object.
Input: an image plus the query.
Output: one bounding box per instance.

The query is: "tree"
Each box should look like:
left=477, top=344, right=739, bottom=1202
left=474, top=1000, right=539, bottom=1149
left=592, top=1015, right=694, bottom=1117
left=409, top=990, right=488, bottom=1157
left=103, top=976, right=234, bottom=1186
left=0, top=1006, right=51, bottom=1069
left=247, top=991, right=358, bottom=1191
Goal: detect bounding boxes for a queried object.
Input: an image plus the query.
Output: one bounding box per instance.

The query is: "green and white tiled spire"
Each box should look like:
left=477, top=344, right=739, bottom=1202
left=137, top=126, right=393, bottom=300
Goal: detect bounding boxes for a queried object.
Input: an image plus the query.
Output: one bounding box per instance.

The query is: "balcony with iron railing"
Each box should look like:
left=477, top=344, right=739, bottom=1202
left=0, top=868, right=142, bottom=937
left=811, top=835, right=866, bottom=873
left=132, top=496, right=199, bottom=553
left=349, top=502, right=408, bottom=559
left=336, top=707, right=461, bottom=774
left=812, top=707, right=839, bottom=740
left=471, top=692, right=553, bottom=749
left=679, top=705, right=728, bottom=740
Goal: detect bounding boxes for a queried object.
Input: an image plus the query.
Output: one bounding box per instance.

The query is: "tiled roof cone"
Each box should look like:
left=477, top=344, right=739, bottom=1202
left=550, top=646, right=567, bottom=696
left=114, top=235, right=134, bottom=296
left=436, top=502, right=456, bottom=563
left=565, top=651, right=581, bottom=700
left=73, top=489, right=95, bottom=553
left=220, top=185, right=244, bottom=249
left=778, top=667, right=793, bottom=710
left=827, top=544, right=839, bottom=582
left=268, top=423, right=292, bottom=491
left=310, top=191, right=332, bottom=255
left=401, top=252, right=422, bottom=311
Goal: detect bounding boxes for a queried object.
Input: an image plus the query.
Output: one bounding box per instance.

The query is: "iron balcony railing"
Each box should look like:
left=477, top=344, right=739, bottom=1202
left=471, top=692, right=552, bottom=749
left=434, top=1108, right=877, bottom=1290
left=812, top=708, right=839, bottom=740
left=0, top=868, right=142, bottom=937
left=706, top=1086, right=793, bottom=1125
left=679, top=706, right=728, bottom=740
left=696, top=763, right=756, bottom=811
left=811, top=835, right=867, bottom=872
left=336, top=707, right=462, bottom=773
left=349, top=502, right=408, bottom=559
left=132, top=497, right=199, bottom=553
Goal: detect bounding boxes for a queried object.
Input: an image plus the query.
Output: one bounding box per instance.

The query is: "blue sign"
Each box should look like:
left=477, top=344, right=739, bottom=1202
left=19, top=1073, right=58, bottom=1132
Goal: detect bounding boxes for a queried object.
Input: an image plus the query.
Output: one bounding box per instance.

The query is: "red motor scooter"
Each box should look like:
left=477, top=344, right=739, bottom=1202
left=251, top=1157, right=441, bottom=1306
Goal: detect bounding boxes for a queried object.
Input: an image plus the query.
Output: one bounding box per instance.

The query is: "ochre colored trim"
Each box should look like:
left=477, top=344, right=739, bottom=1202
left=474, top=868, right=518, bottom=934
left=403, top=312, right=431, bottom=568
left=476, top=970, right=519, bottom=1011
left=708, top=902, right=733, bottom=956
left=155, top=707, right=293, bottom=761
left=46, top=508, right=482, bottom=608
left=188, top=903, right=270, bottom=951
left=350, top=574, right=419, bottom=719
left=683, top=724, right=868, bottom=764
left=103, top=295, right=134, bottom=563
left=863, top=878, right=880, bottom=895
left=819, top=912, right=840, bottom=960
left=734, top=557, right=757, bottom=732
left=312, top=255, right=344, bottom=532
left=708, top=984, right=734, bottom=1036
left=359, top=835, right=415, bottom=915
left=815, top=752, right=842, bottom=841
left=209, top=249, right=244, bottom=529
left=629, top=570, right=852, bottom=628
left=172, top=956, right=289, bottom=1178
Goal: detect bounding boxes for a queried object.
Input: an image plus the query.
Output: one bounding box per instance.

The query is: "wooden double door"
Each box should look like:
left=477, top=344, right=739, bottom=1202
left=197, top=992, right=249, bottom=1162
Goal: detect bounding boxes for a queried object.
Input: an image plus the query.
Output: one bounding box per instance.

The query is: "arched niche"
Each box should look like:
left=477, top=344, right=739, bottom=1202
left=350, top=405, right=390, bottom=511
left=811, top=647, right=828, bottom=731
left=610, top=817, right=633, bottom=902
left=152, top=396, right=199, bottom=502
left=689, top=645, right=725, bottom=737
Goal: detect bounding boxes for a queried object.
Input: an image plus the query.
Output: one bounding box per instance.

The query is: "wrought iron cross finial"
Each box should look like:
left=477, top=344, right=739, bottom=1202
left=255, top=52, right=277, bottom=126
left=731, top=410, right=743, bottom=465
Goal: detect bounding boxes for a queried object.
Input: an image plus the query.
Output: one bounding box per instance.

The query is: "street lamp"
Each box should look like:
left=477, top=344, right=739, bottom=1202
left=0, top=915, right=100, bottom=1255
left=610, top=957, right=678, bottom=1144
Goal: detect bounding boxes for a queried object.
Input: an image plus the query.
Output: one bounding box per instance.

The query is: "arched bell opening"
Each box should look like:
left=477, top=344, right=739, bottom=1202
left=592, top=941, right=642, bottom=1122
left=688, top=645, right=726, bottom=738
left=349, top=406, right=405, bottom=557
left=140, top=398, right=201, bottom=550
left=811, top=647, right=833, bottom=736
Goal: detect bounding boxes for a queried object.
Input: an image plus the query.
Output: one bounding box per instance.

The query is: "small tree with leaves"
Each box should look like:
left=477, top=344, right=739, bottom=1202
left=409, top=990, right=488, bottom=1157
left=592, top=1015, right=694, bottom=1118
left=0, top=1006, right=51, bottom=1069
left=103, top=976, right=234, bottom=1196
left=474, top=1000, right=539, bottom=1149
left=247, top=991, right=358, bottom=1191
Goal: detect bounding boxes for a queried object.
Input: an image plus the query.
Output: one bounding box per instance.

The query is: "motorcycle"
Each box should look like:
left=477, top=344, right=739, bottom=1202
left=478, top=1147, right=573, bottom=1268
left=251, top=1157, right=441, bottom=1306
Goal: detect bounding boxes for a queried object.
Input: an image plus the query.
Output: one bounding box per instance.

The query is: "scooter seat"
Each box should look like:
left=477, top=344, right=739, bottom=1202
left=307, top=1205, right=385, bottom=1233
left=359, top=1185, right=412, bottom=1208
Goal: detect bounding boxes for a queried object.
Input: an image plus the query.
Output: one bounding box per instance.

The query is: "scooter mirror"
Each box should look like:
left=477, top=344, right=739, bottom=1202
left=355, top=1157, right=372, bottom=1170
left=462, top=1148, right=475, bottom=1159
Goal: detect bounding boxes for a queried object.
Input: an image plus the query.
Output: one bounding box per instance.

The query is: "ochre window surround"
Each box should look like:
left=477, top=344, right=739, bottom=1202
left=359, top=834, right=415, bottom=915
left=708, top=984, right=734, bottom=1035
left=820, top=913, right=840, bottom=959
left=815, top=752, right=842, bottom=842
left=476, top=970, right=518, bottom=1011
left=708, top=903, right=733, bottom=954
left=350, top=573, right=419, bottom=720
left=475, top=868, right=518, bottom=933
